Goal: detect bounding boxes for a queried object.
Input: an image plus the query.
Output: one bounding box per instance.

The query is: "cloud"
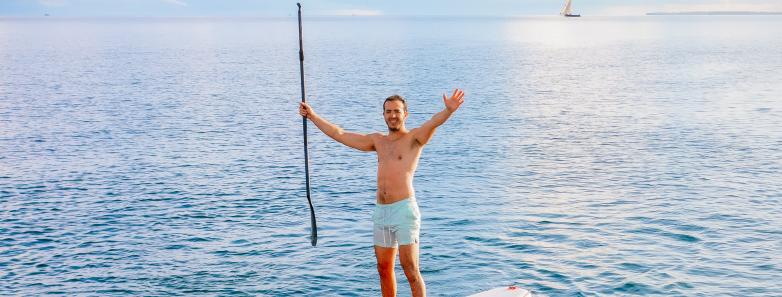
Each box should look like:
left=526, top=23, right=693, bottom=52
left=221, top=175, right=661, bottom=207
left=324, top=9, right=383, bottom=16
left=161, top=0, right=187, bottom=6
left=600, top=1, right=782, bottom=15
left=37, top=0, right=68, bottom=7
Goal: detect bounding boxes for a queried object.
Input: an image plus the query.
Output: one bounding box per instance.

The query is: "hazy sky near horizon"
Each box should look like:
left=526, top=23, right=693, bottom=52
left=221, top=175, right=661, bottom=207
left=2, top=0, right=782, bottom=17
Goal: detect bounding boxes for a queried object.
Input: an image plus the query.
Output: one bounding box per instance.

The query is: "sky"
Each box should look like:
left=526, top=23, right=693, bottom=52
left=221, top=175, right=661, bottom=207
left=1, top=0, right=782, bottom=17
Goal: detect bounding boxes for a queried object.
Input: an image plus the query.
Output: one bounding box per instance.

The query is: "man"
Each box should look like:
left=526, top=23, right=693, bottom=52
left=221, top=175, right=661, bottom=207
left=298, top=89, right=465, bottom=297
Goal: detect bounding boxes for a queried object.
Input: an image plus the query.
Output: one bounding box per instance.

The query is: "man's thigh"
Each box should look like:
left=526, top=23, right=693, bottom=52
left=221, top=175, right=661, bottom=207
left=398, top=243, right=419, bottom=267
left=375, top=245, right=398, bottom=267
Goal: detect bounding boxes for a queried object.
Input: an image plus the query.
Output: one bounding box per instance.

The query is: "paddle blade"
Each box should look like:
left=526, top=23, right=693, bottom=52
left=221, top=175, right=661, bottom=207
left=310, top=211, right=318, bottom=246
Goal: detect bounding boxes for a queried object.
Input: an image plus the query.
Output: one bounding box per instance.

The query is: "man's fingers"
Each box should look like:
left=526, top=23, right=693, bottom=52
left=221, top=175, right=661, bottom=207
left=299, top=102, right=310, bottom=118
left=449, top=88, right=463, bottom=100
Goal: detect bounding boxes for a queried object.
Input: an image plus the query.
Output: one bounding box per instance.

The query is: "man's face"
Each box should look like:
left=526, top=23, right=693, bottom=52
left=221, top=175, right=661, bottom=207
left=383, top=100, right=407, bottom=132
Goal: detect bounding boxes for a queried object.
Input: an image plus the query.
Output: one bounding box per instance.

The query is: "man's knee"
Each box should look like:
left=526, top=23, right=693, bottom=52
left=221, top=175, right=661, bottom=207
left=402, top=266, right=422, bottom=285
left=400, top=259, right=419, bottom=274
left=377, top=261, right=394, bottom=276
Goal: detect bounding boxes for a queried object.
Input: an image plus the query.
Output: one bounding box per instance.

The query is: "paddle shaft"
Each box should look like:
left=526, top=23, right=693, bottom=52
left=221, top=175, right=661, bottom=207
left=297, top=2, right=317, bottom=247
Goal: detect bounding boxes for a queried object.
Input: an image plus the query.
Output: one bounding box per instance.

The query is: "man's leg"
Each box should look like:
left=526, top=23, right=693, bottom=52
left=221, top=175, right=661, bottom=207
left=374, top=245, right=398, bottom=297
left=399, top=243, right=426, bottom=297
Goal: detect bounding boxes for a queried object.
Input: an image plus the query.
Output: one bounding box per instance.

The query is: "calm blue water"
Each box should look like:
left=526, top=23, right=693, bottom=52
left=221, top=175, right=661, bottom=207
left=1, top=16, right=781, bottom=296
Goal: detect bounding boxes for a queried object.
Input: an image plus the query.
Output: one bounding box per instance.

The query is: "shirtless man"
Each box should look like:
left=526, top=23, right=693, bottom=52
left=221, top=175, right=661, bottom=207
left=298, top=89, right=465, bottom=297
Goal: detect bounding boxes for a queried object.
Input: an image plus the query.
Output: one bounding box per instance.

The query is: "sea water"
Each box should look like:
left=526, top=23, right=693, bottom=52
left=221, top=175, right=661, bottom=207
left=1, top=16, right=781, bottom=296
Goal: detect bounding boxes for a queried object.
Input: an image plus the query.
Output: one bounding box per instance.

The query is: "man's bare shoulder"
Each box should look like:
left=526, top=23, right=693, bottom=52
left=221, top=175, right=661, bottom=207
left=409, top=127, right=431, bottom=137
left=367, top=132, right=385, bottom=144
left=407, top=128, right=428, bottom=145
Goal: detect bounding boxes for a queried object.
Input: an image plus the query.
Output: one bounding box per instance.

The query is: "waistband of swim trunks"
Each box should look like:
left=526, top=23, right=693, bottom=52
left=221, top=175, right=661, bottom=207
left=376, top=196, right=416, bottom=207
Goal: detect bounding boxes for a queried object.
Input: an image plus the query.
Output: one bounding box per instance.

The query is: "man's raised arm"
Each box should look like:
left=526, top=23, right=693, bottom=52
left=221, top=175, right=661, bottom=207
left=299, top=102, right=376, bottom=152
left=413, top=88, right=465, bottom=145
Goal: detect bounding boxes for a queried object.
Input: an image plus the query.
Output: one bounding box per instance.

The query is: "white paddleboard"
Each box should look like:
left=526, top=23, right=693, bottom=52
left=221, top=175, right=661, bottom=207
left=468, top=286, right=532, bottom=297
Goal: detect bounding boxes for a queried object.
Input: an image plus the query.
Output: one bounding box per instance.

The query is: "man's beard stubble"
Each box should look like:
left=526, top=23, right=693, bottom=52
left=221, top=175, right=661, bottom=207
left=386, top=119, right=400, bottom=132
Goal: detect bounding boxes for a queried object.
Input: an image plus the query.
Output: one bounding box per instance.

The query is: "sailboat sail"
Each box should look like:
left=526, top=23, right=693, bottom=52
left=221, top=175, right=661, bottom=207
left=560, top=0, right=579, bottom=17
left=561, top=0, right=572, bottom=16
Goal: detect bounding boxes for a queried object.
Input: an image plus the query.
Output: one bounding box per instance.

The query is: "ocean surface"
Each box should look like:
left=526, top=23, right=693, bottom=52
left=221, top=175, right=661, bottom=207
left=1, top=15, right=781, bottom=296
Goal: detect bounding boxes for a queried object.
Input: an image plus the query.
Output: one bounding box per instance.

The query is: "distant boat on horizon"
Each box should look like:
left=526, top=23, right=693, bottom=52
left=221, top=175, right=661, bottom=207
left=560, top=0, right=581, bottom=17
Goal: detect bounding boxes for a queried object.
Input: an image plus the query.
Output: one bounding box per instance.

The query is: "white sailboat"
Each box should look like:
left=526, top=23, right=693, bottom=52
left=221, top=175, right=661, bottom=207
left=560, top=0, right=581, bottom=17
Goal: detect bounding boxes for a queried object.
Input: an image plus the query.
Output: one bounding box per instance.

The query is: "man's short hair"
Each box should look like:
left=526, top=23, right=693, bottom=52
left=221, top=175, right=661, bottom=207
left=383, top=95, right=408, bottom=113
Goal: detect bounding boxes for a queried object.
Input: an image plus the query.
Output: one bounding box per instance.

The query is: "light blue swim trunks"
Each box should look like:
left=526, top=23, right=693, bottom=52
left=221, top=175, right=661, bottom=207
left=372, top=197, right=421, bottom=248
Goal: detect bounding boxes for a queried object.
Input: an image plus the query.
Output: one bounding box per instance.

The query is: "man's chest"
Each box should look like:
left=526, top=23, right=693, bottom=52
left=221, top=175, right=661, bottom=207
left=374, top=137, right=420, bottom=160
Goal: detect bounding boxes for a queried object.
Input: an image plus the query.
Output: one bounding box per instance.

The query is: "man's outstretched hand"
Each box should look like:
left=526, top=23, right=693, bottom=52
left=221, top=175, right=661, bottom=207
left=299, top=102, right=316, bottom=119
left=443, top=88, right=465, bottom=113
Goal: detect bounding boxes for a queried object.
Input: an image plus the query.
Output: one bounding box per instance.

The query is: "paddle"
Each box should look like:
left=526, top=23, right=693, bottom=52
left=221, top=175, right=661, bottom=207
left=297, top=2, right=317, bottom=246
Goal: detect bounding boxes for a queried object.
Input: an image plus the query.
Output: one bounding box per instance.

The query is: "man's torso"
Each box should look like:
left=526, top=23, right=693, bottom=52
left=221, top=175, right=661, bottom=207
left=371, top=130, right=424, bottom=204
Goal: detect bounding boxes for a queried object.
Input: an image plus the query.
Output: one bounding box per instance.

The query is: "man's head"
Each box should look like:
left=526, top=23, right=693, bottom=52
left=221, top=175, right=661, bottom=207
left=383, top=95, right=408, bottom=132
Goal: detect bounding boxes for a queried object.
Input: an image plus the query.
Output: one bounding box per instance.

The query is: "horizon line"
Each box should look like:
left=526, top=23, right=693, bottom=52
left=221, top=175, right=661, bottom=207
left=3, top=11, right=782, bottom=19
